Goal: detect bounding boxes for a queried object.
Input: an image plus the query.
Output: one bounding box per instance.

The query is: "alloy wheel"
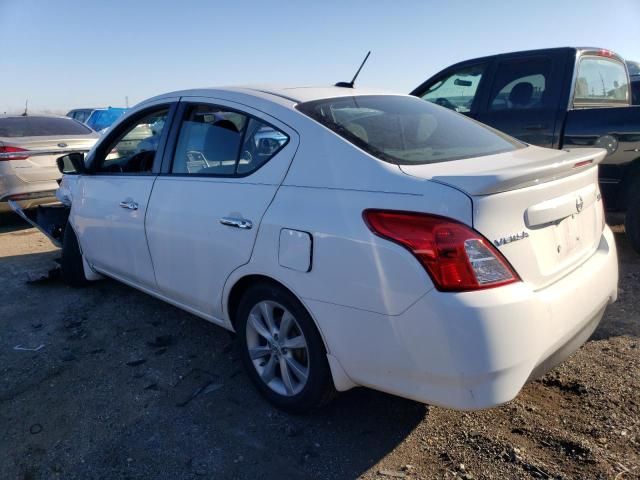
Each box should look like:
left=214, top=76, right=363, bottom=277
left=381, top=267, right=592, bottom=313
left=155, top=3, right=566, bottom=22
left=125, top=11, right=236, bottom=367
left=245, top=300, right=310, bottom=396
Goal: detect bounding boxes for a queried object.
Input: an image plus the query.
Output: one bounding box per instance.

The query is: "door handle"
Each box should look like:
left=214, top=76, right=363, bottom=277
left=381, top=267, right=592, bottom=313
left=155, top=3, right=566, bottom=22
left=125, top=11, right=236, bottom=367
left=523, top=123, right=548, bottom=130
left=119, top=200, right=139, bottom=210
left=220, top=217, right=253, bottom=229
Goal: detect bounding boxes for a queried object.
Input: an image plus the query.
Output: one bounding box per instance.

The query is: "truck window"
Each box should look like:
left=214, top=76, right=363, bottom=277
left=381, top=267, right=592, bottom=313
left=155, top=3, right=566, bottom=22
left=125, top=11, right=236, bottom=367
left=419, top=64, right=486, bottom=113
left=489, top=57, right=551, bottom=111
left=573, top=56, right=629, bottom=107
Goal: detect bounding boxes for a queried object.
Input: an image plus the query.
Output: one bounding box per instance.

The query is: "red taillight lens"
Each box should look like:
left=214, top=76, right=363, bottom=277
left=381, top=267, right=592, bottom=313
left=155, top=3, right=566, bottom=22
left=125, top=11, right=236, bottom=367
left=0, top=146, right=30, bottom=161
left=363, top=209, right=520, bottom=292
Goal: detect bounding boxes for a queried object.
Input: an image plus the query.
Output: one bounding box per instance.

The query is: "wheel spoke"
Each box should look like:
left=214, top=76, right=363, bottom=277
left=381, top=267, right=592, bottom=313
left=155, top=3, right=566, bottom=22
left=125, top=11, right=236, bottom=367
left=249, top=346, right=271, bottom=360
left=282, top=335, right=306, bottom=349
left=260, top=354, right=277, bottom=383
left=260, top=302, right=276, bottom=334
left=279, top=311, right=294, bottom=337
left=284, top=355, right=308, bottom=383
left=249, top=312, right=271, bottom=340
left=279, top=356, right=295, bottom=395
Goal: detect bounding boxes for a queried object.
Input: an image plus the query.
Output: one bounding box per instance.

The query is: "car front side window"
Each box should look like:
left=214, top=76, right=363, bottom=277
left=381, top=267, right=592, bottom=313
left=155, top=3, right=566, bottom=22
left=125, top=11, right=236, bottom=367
left=420, top=64, right=486, bottom=113
left=93, top=108, right=169, bottom=174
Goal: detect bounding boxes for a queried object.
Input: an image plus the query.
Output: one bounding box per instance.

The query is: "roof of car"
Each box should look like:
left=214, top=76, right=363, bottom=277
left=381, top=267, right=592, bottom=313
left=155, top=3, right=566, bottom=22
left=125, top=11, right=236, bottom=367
left=434, top=47, right=625, bottom=69
left=144, top=85, right=401, bottom=108
left=0, top=114, right=76, bottom=119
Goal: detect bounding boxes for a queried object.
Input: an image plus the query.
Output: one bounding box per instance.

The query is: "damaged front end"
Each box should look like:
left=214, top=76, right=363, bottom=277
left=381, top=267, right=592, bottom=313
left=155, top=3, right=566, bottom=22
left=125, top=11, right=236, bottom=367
left=8, top=199, right=70, bottom=248
left=7, top=152, right=85, bottom=247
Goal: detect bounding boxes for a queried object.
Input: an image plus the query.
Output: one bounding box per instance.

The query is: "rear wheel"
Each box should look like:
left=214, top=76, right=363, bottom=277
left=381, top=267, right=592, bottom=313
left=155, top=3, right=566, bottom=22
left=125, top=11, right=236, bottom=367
left=61, top=224, right=89, bottom=286
left=625, top=184, right=640, bottom=254
left=236, top=282, right=335, bottom=412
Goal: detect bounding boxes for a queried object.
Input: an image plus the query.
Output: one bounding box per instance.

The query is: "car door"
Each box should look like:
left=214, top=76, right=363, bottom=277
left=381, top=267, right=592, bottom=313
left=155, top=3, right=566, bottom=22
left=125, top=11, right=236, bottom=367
left=475, top=53, right=567, bottom=148
left=72, top=100, right=178, bottom=289
left=145, top=99, right=298, bottom=320
left=411, top=61, right=490, bottom=119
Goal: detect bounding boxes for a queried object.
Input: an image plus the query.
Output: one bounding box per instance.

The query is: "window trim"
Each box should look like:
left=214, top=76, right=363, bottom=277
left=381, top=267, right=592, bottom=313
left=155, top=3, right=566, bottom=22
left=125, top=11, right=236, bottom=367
left=162, top=101, right=290, bottom=179
left=88, top=102, right=178, bottom=176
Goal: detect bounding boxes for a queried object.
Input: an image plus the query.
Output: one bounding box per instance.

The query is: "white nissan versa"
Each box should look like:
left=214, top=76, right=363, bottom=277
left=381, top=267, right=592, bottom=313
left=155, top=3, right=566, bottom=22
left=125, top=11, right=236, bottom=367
left=20, top=86, right=618, bottom=412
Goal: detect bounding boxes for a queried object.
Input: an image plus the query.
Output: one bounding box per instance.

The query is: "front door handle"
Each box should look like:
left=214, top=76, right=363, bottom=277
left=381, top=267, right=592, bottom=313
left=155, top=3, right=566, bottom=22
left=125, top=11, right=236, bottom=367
left=119, top=200, right=139, bottom=210
left=523, top=123, right=548, bottom=130
left=220, top=217, right=253, bottom=229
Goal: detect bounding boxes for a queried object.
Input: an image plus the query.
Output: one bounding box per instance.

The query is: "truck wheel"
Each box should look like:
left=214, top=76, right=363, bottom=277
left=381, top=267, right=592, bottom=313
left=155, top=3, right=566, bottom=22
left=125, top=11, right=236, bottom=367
left=236, top=282, right=336, bottom=412
left=61, top=224, right=89, bottom=286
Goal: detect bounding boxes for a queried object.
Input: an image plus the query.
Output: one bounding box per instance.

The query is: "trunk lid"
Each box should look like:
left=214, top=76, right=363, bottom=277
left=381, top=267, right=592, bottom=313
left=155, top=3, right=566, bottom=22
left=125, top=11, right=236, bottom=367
left=1, top=135, right=97, bottom=183
left=400, top=146, right=607, bottom=289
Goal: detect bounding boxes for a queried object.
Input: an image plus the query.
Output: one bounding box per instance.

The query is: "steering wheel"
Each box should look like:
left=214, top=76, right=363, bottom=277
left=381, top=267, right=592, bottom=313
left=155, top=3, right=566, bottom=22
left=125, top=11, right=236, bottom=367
left=435, top=97, right=457, bottom=110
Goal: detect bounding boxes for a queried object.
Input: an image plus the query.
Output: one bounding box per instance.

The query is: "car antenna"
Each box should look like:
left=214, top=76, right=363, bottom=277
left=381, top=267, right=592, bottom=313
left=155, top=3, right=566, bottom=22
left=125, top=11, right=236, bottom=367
left=335, top=51, right=371, bottom=88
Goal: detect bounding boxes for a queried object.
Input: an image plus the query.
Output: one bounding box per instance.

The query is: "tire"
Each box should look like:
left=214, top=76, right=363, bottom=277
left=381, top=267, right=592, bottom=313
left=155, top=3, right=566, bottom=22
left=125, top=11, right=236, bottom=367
left=61, top=223, right=89, bottom=287
left=625, top=185, right=640, bottom=255
left=236, top=282, right=336, bottom=413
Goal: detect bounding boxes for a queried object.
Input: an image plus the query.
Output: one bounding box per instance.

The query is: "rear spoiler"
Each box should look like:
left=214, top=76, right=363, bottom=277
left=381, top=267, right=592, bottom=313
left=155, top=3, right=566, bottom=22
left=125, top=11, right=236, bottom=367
left=430, top=148, right=607, bottom=196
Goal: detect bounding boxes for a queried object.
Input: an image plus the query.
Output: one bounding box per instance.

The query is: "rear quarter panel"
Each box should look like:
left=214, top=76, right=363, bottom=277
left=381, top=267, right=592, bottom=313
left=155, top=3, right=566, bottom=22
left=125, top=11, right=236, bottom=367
left=223, top=122, right=474, bottom=319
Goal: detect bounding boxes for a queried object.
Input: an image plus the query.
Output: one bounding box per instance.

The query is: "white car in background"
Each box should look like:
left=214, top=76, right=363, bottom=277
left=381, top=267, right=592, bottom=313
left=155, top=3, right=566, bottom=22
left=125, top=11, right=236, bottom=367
left=0, top=115, right=98, bottom=212
left=26, top=86, right=618, bottom=412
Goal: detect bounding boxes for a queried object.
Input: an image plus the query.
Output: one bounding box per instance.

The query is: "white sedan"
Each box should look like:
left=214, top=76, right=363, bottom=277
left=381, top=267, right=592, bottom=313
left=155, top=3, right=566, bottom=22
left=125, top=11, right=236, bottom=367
left=31, top=86, right=618, bottom=412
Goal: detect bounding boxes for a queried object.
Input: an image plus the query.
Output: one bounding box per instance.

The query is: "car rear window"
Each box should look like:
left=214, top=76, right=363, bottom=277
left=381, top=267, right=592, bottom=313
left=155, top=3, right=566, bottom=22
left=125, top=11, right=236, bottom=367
left=0, top=116, right=93, bottom=137
left=296, top=95, right=523, bottom=165
left=574, top=56, right=629, bottom=106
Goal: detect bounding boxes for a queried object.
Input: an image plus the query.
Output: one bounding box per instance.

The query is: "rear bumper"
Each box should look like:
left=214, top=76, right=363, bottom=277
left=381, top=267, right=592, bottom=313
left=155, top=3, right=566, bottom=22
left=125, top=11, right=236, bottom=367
left=0, top=171, right=59, bottom=212
left=309, top=226, right=618, bottom=409
left=0, top=189, right=59, bottom=213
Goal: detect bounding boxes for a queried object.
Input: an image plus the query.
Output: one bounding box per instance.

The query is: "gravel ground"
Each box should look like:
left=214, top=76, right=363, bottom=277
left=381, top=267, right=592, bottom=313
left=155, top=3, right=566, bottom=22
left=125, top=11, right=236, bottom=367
left=0, top=212, right=638, bottom=480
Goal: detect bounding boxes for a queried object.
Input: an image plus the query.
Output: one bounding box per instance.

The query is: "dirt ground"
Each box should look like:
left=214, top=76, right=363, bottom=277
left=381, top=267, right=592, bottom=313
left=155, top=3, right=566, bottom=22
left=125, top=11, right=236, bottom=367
left=0, top=212, right=638, bottom=480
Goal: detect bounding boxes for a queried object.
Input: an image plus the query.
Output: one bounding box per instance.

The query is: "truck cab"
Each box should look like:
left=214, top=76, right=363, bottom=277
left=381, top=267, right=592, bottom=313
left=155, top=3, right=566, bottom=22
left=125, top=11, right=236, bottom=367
left=411, top=47, right=640, bottom=253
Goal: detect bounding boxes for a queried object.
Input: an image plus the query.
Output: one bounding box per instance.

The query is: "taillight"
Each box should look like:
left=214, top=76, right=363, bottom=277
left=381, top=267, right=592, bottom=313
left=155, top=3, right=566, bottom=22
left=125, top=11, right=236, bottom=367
left=363, top=209, right=520, bottom=292
left=0, top=146, right=30, bottom=161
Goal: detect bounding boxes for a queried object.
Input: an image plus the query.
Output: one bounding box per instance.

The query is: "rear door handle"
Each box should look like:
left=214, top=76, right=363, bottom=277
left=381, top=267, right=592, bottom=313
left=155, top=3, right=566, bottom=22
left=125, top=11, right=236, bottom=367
left=220, top=217, right=252, bottom=229
left=119, top=200, right=139, bottom=210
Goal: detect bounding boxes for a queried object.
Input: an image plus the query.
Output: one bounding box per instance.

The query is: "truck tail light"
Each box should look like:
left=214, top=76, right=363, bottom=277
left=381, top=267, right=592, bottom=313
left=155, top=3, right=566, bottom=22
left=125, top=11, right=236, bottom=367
left=363, top=209, right=520, bottom=292
left=0, top=146, right=31, bottom=161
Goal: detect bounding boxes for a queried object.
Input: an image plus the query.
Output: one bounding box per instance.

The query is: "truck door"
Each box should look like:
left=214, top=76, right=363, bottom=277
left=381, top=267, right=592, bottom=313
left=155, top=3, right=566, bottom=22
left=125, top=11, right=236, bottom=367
left=476, top=54, right=565, bottom=148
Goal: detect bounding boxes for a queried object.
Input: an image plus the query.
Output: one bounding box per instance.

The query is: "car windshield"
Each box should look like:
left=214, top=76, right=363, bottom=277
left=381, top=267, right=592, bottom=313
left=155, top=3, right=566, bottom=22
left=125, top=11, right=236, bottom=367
left=86, top=108, right=127, bottom=131
left=296, top=95, right=523, bottom=165
left=0, top=116, right=93, bottom=137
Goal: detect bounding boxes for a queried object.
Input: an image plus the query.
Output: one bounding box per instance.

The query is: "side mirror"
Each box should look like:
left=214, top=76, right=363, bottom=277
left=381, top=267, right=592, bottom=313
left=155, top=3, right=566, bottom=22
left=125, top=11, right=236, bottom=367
left=57, top=152, right=86, bottom=175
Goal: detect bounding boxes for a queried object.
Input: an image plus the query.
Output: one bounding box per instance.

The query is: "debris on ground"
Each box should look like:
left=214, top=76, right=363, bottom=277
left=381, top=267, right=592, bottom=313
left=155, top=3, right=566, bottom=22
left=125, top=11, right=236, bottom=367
left=26, top=267, right=61, bottom=284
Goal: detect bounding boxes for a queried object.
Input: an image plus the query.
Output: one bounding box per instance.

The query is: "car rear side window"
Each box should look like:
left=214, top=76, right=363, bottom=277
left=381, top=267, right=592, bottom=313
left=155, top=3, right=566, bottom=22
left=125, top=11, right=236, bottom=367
left=489, top=57, right=551, bottom=111
left=574, top=56, right=629, bottom=106
left=0, top=116, right=93, bottom=137
left=297, top=95, right=523, bottom=165
left=171, top=104, right=289, bottom=176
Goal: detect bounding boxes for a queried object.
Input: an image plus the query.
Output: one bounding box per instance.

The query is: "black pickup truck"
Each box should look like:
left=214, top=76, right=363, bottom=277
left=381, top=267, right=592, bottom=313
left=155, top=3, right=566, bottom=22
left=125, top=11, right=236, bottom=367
left=628, top=60, right=640, bottom=105
left=411, top=47, right=640, bottom=253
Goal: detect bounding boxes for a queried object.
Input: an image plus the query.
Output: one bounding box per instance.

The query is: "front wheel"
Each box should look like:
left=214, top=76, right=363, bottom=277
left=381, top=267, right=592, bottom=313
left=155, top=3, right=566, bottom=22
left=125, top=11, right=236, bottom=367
left=625, top=185, right=640, bottom=255
left=236, top=282, right=335, bottom=412
left=61, top=223, right=89, bottom=286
